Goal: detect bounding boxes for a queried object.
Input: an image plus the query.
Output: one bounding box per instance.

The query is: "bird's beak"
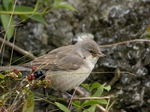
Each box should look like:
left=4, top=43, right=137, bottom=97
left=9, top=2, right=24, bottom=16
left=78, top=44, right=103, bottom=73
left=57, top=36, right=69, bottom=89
left=93, top=52, right=105, bottom=57
left=97, top=52, right=105, bottom=57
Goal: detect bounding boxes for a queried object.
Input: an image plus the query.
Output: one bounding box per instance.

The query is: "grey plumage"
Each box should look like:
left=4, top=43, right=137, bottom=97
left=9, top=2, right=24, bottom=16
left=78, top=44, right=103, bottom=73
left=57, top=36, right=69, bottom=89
left=24, top=39, right=104, bottom=91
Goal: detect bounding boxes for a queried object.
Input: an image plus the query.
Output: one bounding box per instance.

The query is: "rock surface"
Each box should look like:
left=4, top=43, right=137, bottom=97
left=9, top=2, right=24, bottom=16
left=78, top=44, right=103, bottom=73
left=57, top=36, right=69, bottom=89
left=0, top=0, right=150, bottom=112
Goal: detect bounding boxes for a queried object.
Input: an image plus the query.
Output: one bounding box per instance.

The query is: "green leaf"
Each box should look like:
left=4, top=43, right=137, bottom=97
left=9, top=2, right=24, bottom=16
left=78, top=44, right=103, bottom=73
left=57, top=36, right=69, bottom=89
left=83, top=105, right=96, bottom=112
left=90, top=82, right=101, bottom=91
left=72, top=100, right=81, bottom=110
left=19, top=15, right=28, bottom=21
left=92, top=84, right=104, bottom=97
left=53, top=0, right=77, bottom=12
left=2, top=0, right=13, bottom=11
left=81, top=84, right=91, bottom=91
left=104, top=85, right=111, bottom=91
left=0, top=5, right=4, bottom=11
left=0, top=14, right=15, bottom=40
left=15, top=6, right=47, bottom=25
left=22, top=90, right=34, bottom=112
left=98, top=99, right=108, bottom=104
left=14, top=6, right=34, bottom=12
left=82, top=100, right=107, bottom=107
left=0, top=73, right=5, bottom=79
left=55, top=102, right=70, bottom=112
left=29, top=15, right=47, bottom=25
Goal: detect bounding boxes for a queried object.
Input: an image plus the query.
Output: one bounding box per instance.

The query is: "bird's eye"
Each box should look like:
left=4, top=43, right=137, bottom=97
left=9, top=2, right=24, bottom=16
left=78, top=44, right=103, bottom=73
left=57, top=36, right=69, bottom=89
left=89, top=50, right=97, bottom=57
left=90, top=50, right=95, bottom=56
left=90, top=50, right=94, bottom=54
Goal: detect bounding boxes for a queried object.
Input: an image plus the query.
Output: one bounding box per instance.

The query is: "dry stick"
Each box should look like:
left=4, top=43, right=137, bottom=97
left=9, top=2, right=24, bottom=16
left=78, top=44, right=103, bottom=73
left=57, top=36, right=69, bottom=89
left=97, top=105, right=107, bottom=112
left=100, top=39, right=150, bottom=48
left=69, top=96, right=111, bottom=100
left=0, top=37, right=36, bottom=59
left=9, top=29, right=16, bottom=65
left=68, top=87, right=78, bottom=110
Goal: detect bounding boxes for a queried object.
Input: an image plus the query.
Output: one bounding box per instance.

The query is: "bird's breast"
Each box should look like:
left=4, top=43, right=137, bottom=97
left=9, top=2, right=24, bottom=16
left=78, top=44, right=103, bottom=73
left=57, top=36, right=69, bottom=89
left=84, top=55, right=99, bottom=70
left=46, top=66, right=92, bottom=91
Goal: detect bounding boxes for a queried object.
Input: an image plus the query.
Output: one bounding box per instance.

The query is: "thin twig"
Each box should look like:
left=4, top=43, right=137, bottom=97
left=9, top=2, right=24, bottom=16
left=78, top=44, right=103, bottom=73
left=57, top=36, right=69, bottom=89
left=68, top=86, right=78, bottom=109
left=9, top=28, right=16, bottom=65
left=68, top=96, right=111, bottom=100
left=106, top=100, right=116, bottom=112
left=100, top=39, right=150, bottom=48
left=0, top=37, right=36, bottom=59
left=96, top=104, right=107, bottom=112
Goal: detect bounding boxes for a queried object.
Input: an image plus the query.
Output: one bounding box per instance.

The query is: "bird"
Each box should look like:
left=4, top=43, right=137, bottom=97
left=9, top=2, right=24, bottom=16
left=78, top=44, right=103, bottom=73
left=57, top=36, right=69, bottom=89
left=23, top=39, right=105, bottom=91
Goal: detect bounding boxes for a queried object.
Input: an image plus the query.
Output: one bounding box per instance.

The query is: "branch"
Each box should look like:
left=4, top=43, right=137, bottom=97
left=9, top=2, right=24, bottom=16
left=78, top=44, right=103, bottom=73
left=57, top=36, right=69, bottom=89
left=0, top=37, right=36, bottom=59
left=68, top=96, right=111, bottom=100
left=100, top=39, right=150, bottom=48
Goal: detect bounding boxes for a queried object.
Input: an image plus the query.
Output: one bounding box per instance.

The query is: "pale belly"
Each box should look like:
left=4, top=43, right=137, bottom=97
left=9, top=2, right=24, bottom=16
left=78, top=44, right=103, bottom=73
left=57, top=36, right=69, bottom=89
left=46, top=67, right=91, bottom=91
left=46, top=56, right=99, bottom=91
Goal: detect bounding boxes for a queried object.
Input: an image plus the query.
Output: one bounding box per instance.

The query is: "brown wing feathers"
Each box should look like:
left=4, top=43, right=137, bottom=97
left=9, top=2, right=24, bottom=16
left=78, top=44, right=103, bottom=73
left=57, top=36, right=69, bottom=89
left=23, top=45, right=84, bottom=71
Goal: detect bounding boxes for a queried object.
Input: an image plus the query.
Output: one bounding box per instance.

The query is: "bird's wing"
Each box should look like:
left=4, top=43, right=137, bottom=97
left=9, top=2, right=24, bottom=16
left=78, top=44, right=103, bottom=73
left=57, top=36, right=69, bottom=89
left=23, top=45, right=85, bottom=71
left=51, top=54, right=85, bottom=71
